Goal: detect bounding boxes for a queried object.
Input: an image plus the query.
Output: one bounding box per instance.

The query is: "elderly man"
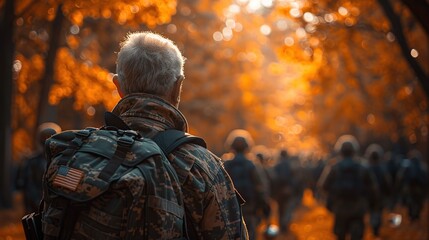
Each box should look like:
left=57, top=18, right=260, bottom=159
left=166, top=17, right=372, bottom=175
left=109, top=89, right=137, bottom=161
left=112, top=31, right=247, bottom=239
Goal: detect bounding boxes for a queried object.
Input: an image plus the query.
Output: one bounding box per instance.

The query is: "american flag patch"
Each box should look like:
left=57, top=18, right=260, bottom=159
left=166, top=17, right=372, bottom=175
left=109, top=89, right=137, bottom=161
left=53, top=166, right=84, bottom=191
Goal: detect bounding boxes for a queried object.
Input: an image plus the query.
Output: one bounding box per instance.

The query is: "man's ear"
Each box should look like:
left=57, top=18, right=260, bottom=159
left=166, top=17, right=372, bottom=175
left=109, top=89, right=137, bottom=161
left=113, top=74, right=125, bottom=98
left=171, top=76, right=184, bottom=107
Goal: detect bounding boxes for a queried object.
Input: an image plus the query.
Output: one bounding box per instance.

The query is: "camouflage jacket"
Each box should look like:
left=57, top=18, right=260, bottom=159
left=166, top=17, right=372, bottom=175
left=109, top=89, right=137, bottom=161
left=112, top=93, right=248, bottom=240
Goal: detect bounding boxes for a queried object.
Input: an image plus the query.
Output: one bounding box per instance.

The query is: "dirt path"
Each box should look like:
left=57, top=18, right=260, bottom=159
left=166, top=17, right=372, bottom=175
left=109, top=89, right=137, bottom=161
left=1, top=190, right=428, bottom=240
left=258, top=190, right=429, bottom=240
left=0, top=193, right=25, bottom=240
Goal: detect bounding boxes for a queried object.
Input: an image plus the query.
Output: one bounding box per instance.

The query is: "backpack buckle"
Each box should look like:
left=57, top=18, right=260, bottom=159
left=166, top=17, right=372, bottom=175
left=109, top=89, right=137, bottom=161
left=123, top=130, right=141, bottom=138
left=117, top=135, right=134, bottom=146
left=76, top=129, right=94, bottom=138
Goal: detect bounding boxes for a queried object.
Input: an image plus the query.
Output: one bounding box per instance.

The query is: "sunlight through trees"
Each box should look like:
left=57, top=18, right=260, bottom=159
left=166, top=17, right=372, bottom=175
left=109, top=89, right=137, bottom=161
left=3, top=0, right=428, bottom=162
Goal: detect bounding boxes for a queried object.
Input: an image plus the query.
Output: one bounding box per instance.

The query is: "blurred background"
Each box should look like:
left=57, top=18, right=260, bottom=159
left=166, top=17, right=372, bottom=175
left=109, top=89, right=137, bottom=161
left=0, top=0, right=428, bottom=239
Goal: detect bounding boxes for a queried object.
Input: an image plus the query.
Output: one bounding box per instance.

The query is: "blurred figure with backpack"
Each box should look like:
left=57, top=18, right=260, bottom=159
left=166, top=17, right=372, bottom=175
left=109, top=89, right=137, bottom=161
left=16, top=122, right=61, bottom=214
left=364, top=143, right=393, bottom=238
left=271, top=149, right=304, bottom=234
left=395, top=149, right=428, bottom=222
left=321, top=135, right=379, bottom=240
left=310, top=155, right=326, bottom=202
left=384, top=151, right=404, bottom=211
left=223, top=129, right=270, bottom=240
left=253, top=145, right=275, bottom=233
left=253, top=145, right=274, bottom=199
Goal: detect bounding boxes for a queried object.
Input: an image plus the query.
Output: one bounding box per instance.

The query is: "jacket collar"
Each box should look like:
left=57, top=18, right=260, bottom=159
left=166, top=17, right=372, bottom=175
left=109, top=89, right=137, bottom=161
left=111, top=93, right=188, bottom=133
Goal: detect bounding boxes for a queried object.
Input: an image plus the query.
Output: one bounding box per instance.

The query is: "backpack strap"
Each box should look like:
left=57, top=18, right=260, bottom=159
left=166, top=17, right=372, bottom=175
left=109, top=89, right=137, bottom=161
left=152, top=130, right=206, bottom=240
left=152, top=129, right=207, bottom=156
left=104, top=111, right=131, bottom=130
left=59, top=200, right=84, bottom=239
left=98, top=132, right=136, bottom=182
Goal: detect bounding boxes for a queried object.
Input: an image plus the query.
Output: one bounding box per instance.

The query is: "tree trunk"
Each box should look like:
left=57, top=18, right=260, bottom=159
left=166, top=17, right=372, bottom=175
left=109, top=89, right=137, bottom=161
left=35, top=5, right=64, bottom=132
left=0, top=0, right=15, bottom=209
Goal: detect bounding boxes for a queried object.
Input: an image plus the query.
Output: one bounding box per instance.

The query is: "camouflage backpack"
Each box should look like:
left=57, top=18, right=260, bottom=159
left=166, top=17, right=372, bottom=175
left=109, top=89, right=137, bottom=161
left=330, top=159, right=366, bottom=200
left=38, top=114, right=206, bottom=240
left=223, top=154, right=257, bottom=203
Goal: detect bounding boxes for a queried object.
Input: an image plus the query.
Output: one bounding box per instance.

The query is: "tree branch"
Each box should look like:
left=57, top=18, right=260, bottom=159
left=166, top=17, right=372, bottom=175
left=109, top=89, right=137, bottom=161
left=16, top=0, right=37, bottom=18
left=378, top=0, right=429, bottom=99
left=400, top=0, right=429, bottom=35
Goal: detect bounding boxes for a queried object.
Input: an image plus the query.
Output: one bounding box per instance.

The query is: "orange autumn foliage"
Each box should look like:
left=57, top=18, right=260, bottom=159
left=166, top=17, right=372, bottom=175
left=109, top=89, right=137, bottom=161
left=9, top=0, right=429, bottom=160
left=10, top=0, right=177, bottom=159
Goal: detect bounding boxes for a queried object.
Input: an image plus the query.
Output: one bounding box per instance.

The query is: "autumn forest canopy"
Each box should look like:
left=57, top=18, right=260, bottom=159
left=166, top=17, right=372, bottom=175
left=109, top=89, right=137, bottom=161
left=2, top=0, right=429, bottom=161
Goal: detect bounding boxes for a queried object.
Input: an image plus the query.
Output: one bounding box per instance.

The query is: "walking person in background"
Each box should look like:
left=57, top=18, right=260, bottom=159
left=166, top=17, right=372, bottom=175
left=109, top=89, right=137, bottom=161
left=253, top=145, right=274, bottom=231
left=321, top=135, right=379, bottom=240
left=384, top=138, right=409, bottom=211
left=364, top=143, right=393, bottom=238
left=310, top=155, right=326, bottom=202
left=223, top=129, right=270, bottom=240
left=271, top=149, right=303, bottom=235
left=16, top=122, right=61, bottom=214
left=395, top=149, right=429, bottom=223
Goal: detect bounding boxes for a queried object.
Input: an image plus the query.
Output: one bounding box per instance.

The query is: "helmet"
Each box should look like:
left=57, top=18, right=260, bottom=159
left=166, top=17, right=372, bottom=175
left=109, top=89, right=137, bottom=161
left=253, top=145, right=271, bottom=164
left=225, top=129, right=254, bottom=153
left=364, top=143, right=384, bottom=163
left=407, top=149, right=423, bottom=162
left=38, top=122, right=61, bottom=145
left=334, top=134, right=360, bottom=157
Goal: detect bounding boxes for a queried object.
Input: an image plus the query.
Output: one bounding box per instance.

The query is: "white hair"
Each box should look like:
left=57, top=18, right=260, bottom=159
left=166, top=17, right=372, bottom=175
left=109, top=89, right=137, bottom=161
left=116, top=31, right=185, bottom=96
